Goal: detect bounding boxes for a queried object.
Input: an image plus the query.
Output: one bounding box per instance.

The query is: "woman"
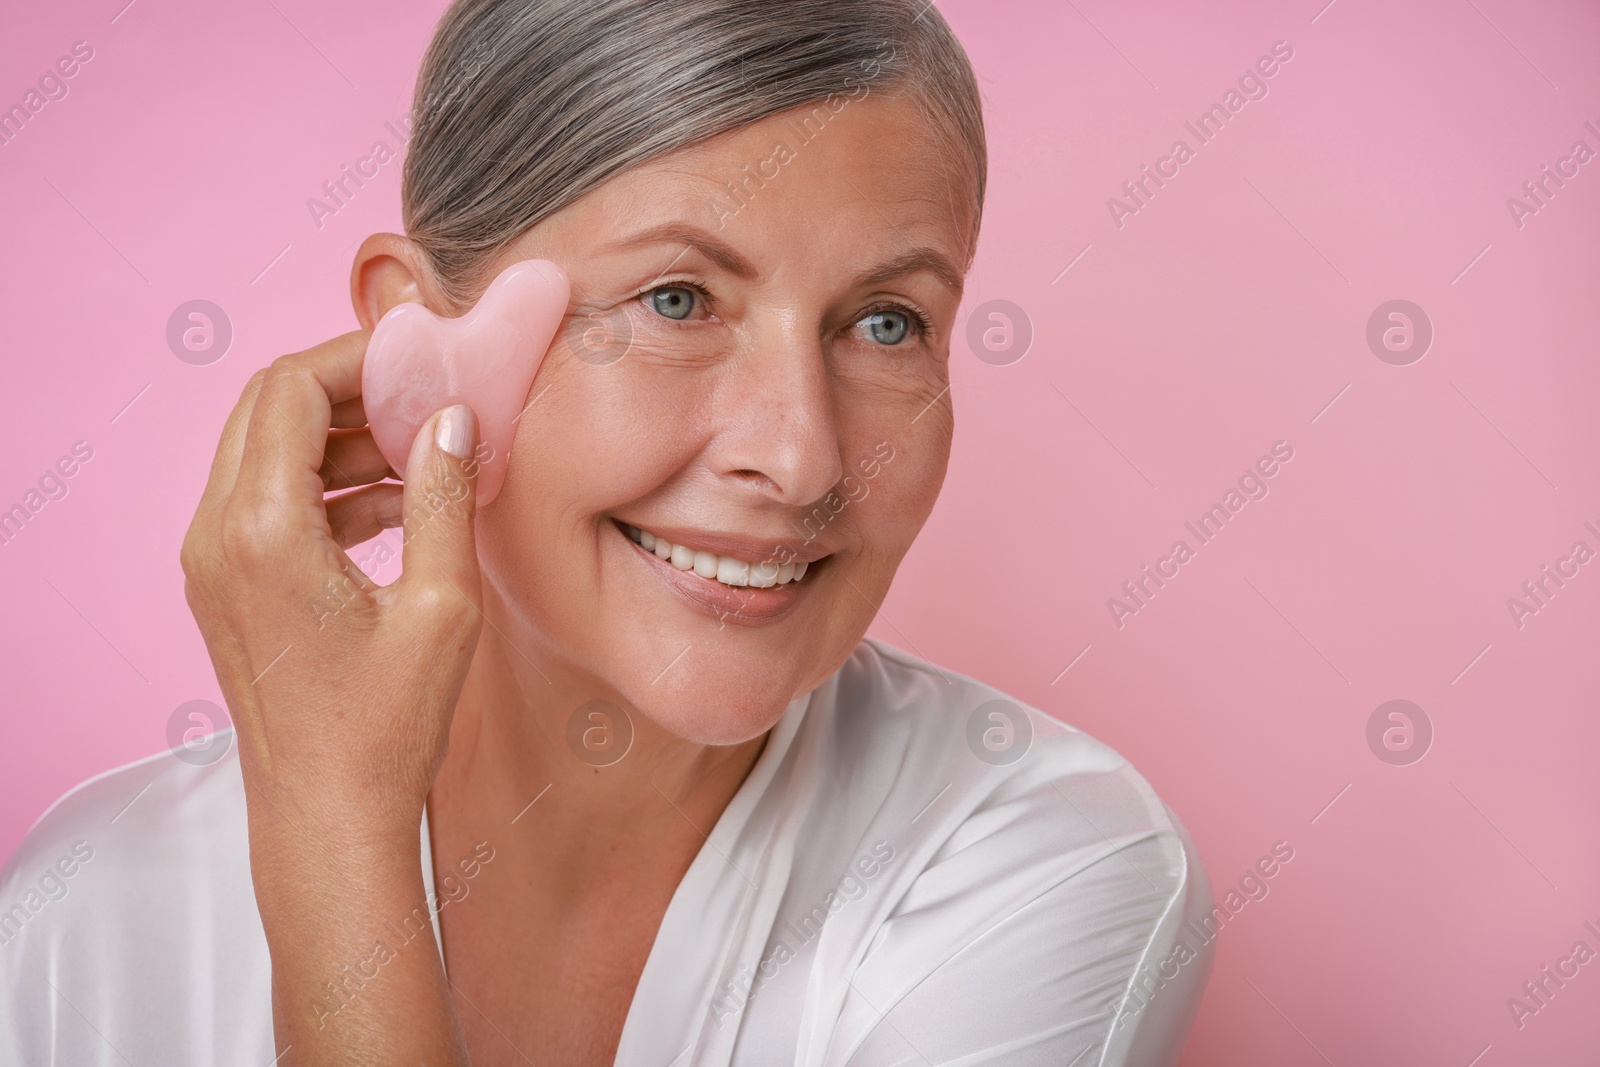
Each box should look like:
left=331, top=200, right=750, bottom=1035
left=0, top=0, right=1213, bottom=1063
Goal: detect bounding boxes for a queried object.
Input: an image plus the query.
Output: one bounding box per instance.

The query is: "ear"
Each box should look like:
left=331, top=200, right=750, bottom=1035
left=349, top=232, right=443, bottom=332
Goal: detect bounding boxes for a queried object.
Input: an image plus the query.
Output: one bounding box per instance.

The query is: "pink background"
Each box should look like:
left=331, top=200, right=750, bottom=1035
left=3, top=0, right=1597, bottom=1062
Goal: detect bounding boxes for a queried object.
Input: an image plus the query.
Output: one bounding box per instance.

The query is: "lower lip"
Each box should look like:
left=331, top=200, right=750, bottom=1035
left=616, top=521, right=818, bottom=625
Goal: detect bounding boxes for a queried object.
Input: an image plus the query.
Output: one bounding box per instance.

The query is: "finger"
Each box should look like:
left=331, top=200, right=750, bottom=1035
left=326, top=482, right=405, bottom=550
left=320, top=428, right=395, bottom=491
left=232, top=332, right=371, bottom=528
left=331, top=396, right=368, bottom=429
left=193, top=367, right=270, bottom=522
left=393, top=405, right=482, bottom=615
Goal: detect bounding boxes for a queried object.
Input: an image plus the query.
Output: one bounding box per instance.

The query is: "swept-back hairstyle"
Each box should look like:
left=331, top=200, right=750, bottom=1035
left=402, top=0, right=987, bottom=306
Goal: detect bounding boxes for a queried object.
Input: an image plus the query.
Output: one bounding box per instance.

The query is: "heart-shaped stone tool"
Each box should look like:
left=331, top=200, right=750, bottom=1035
left=362, top=258, right=569, bottom=506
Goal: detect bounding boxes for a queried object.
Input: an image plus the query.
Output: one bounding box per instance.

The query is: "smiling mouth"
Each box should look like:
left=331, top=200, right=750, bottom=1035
left=620, top=522, right=813, bottom=588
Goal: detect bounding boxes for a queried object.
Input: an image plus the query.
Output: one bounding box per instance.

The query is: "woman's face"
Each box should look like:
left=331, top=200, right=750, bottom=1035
left=464, top=91, right=977, bottom=745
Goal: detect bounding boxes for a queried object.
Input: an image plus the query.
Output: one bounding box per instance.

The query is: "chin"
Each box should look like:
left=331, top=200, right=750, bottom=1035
left=629, top=669, right=808, bottom=747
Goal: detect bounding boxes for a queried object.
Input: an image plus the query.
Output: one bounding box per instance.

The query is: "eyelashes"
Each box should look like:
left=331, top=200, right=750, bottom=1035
left=863, top=301, right=933, bottom=337
left=639, top=279, right=714, bottom=322
left=634, top=278, right=934, bottom=345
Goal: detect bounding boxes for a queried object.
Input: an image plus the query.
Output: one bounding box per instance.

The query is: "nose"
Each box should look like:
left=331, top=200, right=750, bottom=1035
left=706, top=311, right=844, bottom=506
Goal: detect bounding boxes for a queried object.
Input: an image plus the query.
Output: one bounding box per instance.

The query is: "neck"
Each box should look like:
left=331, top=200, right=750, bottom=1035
left=425, top=585, right=768, bottom=901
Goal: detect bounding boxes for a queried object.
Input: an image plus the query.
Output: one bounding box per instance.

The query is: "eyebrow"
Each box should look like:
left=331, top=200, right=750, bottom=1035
left=603, top=223, right=965, bottom=297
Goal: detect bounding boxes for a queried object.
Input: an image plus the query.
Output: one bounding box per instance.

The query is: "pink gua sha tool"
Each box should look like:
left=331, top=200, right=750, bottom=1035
left=362, top=259, right=569, bottom=507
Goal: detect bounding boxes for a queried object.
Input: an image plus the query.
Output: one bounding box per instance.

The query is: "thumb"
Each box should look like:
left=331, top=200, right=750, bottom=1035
left=396, top=403, right=482, bottom=612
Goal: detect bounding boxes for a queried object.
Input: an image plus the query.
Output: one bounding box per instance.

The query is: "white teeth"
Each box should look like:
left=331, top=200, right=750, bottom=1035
left=622, top=523, right=814, bottom=590
left=716, top=557, right=750, bottom=587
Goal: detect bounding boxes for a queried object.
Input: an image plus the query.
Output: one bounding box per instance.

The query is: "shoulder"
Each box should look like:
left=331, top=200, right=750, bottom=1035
left=828, top=637, right=1190, bottom=843
left=0, top=731, right=271, bottom=1066
left=809, top=640, right=1214, bottom=1066
left=0, top=729, right=251, bottom=912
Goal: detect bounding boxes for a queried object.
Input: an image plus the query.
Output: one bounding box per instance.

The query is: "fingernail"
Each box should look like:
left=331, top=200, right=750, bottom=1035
left=435, top=404, right=475, bottom=459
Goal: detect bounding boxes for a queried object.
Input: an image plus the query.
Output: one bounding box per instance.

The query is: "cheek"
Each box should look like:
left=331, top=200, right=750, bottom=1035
left=474, top=354, right=691, bottom=589
left=550, top=343, right=706, bottom=474
left=837, top=407, right=951, bottom=585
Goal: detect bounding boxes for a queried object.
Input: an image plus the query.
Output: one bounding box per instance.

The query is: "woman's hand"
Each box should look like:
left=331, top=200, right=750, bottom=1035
left=182, top=330, right=483, bottom=838
left=180, top=331, right=481, bottom=1063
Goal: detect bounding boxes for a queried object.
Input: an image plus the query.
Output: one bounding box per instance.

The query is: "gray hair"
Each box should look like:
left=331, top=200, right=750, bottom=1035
left=402, top=0, right=987, bottom=308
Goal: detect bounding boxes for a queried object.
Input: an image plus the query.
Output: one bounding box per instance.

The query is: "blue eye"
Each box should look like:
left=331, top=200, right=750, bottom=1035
left=858, top=309, right=912, bottom=345
left=648, top=285, right=696, bottom=320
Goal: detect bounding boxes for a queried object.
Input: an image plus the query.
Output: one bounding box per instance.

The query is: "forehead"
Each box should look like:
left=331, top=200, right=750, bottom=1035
left=548, top=92, right=977, bottom=277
